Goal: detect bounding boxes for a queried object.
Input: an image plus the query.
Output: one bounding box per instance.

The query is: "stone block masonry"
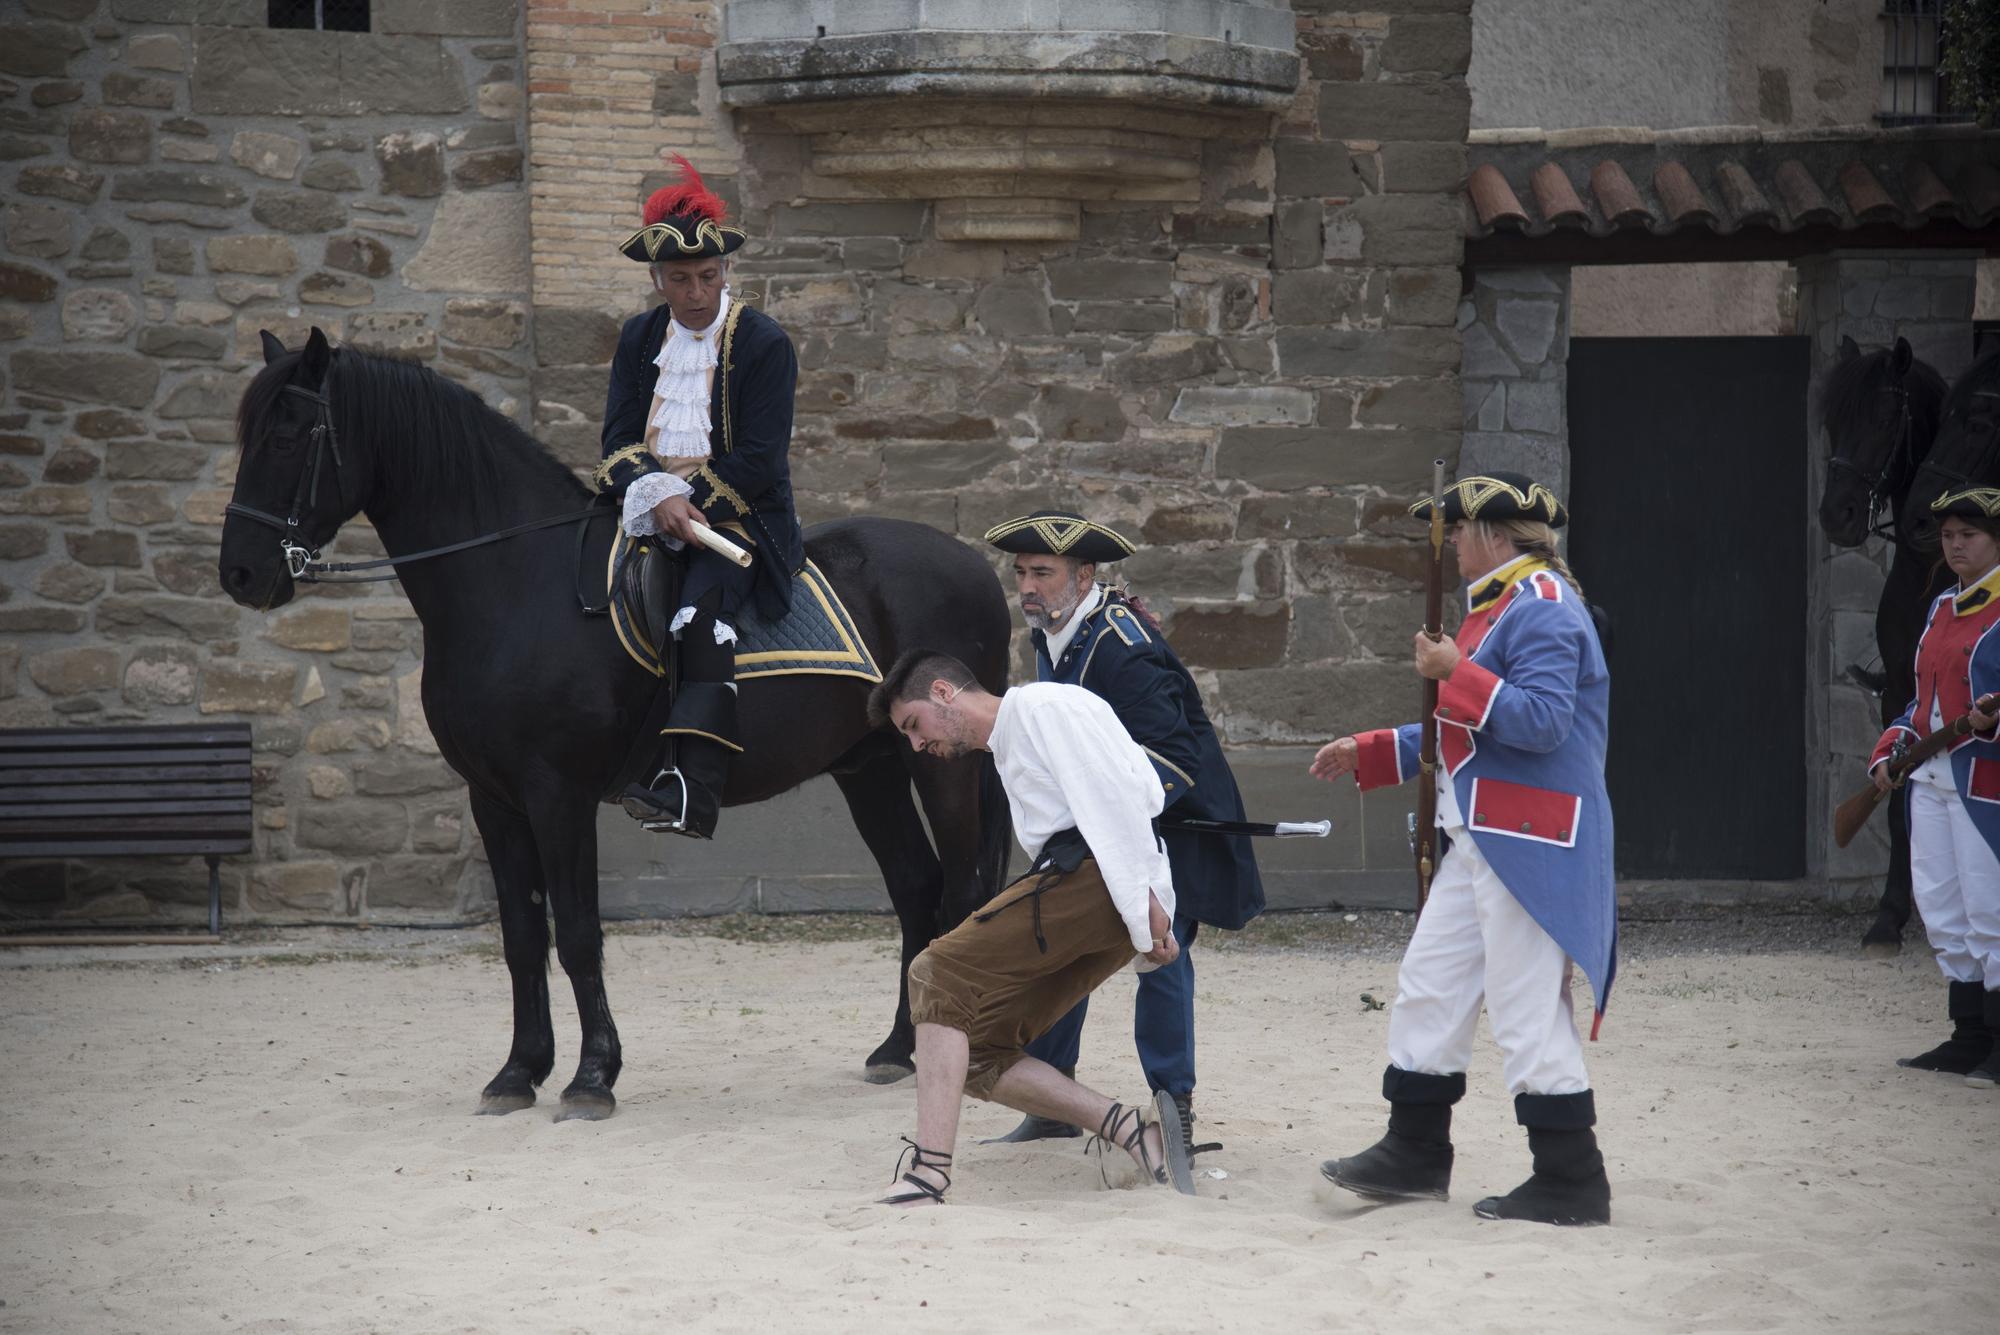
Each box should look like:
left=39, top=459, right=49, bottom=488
left=0, top=0, right=531, bottom=925
left=3, top=2, right=1473, bottom=923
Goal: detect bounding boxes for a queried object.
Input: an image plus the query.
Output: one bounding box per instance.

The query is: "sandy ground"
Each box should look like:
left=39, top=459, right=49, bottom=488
left=0, top=911, right=1993, bottom=1335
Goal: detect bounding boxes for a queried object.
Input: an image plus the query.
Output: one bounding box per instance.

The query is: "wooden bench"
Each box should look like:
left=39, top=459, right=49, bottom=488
left=0, top=723, right=256, bottom=936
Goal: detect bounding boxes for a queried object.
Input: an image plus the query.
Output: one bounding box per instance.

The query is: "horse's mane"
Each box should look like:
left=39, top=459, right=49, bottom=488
left=1818, top=343, right=1950, bottom=448
left=239, top=345, right=587, bottom=522
left=1937, top=347, right=2000, bottom=428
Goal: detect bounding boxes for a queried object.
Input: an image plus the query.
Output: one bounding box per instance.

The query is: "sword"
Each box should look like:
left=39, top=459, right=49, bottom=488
left=1157, top=816, right=1331, bottom=838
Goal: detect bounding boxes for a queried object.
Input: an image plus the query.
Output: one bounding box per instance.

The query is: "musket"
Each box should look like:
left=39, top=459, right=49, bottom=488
left=1832, top=691, right=2000, bottom=847
left=1414, top=459, right=1448, bottom=914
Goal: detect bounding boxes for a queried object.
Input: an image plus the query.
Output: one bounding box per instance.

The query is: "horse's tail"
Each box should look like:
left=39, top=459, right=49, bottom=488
left=974, top=751, right=1013, bottom=911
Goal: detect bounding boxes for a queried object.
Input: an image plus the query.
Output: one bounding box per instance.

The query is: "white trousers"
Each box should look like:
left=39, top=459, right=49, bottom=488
left=1387, top=831, right=1589, bottom=1097
left=1907, top=778, right=2000, bottom=986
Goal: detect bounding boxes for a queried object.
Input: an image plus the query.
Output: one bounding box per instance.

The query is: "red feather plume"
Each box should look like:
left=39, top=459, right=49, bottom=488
left=642, top=154, right=727, bottom=227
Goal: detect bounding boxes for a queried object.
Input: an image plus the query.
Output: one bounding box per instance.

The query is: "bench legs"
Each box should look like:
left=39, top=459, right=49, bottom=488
left=206, top=854, right=222, bottom=936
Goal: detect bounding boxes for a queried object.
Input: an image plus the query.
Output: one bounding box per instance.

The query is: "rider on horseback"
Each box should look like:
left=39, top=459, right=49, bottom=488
left=598, top=155, right=804, bottom=839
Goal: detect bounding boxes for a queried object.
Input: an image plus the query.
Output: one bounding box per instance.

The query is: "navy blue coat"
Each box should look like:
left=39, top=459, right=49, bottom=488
left=598, top=301, right=803, bottom=620
left=1036, top=589, right=1265, bottom=931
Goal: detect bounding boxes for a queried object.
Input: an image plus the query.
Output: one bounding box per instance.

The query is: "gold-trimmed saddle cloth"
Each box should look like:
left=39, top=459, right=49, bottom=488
left=606, top=528, right=882, bottom=683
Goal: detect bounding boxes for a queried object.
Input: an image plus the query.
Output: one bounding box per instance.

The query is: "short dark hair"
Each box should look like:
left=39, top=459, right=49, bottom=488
left=867, top=649, right=977, bottom=729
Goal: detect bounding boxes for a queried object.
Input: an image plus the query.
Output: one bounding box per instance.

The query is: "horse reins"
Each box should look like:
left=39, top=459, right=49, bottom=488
left=225, top=380, right=602, bottom=586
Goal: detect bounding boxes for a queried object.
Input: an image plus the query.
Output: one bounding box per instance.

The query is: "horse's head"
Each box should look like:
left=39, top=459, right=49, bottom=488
left=1901, top=350, right=2000, bottom=553
left=1817, top=335, right=1920, bottom=548
left=218, top=327, right=373, bottom=610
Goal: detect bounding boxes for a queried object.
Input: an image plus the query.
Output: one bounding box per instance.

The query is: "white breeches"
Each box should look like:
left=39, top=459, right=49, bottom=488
left=1387, top=831, right=1590, bottom=1097
left=1907, top=779, right=2000, bottom=986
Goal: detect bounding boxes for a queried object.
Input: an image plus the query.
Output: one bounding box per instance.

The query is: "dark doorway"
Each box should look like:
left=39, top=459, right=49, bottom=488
left=1568, top=336, right=1809, bottom=880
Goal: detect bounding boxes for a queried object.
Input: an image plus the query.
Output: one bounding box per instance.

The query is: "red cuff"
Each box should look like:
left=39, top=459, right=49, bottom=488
left=1436, top=659, right=1502, bottom=731
left=1353, top=729, right=1406, bottom=792
left=1870, top=726, right=1915, bottom=772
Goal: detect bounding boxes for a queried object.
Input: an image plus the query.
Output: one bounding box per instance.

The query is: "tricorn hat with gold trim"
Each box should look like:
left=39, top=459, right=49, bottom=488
left=1931, top=486, right=2000, bottom=521
left=1410, top=471, right=1568, bottom=528
left=619, top=155, right=747, bottom=263
left=983, top=510, right=1136, bottom=564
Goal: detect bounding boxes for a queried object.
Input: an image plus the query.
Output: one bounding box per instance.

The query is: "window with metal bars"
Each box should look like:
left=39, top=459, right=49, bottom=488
left=1881, top=0, right=1973, bottom=123
left=268, top=0, right=370, bottom=33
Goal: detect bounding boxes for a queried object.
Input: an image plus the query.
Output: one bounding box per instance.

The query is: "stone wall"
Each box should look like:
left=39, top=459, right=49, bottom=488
left=0, top=0, right=531, bottom=924
left=1457, top=265, right=1567, bottom=489
left=1795, top=252, right=1980, bottom=892
left=3, top=1, right=1473, bottom=924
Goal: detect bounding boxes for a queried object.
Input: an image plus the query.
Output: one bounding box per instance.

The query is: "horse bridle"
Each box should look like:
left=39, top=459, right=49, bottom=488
left=225, top=378, right=602, bottom=586
left=1824, top=378, right=1914, bottom=542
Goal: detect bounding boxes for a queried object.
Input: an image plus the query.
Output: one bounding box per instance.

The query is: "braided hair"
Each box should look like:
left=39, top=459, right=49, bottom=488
left=1474, top=518, right=1584, bottom=600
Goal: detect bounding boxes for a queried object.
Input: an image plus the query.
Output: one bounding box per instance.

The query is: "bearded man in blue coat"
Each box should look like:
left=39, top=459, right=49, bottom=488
left=1310, top=474, right=1617, bottom=1228
left=980, top=511, right=1265, bottom=1158
left=595, top=156, right=803, bottom=840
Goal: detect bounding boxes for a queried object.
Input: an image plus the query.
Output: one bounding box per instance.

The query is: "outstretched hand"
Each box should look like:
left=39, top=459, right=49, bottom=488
left=1310, top=737, right=1359, bottom=783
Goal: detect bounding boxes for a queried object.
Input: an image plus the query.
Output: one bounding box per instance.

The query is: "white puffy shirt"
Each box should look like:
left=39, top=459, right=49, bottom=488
left=989, top=681, right=1175, bottom=952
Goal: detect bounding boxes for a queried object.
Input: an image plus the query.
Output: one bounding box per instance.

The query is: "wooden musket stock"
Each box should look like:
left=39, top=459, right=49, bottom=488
left=1831, top=692, right=2000, bottom=848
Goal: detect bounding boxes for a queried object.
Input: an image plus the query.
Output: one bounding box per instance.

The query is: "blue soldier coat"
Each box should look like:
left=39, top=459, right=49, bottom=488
left=1036, top=589, right=1265, bottom=930
left=1352, top=562, right=1618, bottom=1025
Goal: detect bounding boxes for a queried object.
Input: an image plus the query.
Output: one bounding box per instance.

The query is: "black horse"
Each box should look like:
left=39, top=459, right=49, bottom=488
left=1901, top=348, right=2000, bottom=553
left=218, top=329, right=1013, bottom=1118
left=1816, top=335, right=1950, bottom=954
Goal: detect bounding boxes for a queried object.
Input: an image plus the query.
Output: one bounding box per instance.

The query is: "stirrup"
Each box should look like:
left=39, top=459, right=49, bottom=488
left=877, top=1136, right=952, bottom=1206
left=1087, top=1102, right=1161, bottom=1188
left=622, top=767, right=690, bottom=829
left=1174, top=1094, right=1223, bottom=1157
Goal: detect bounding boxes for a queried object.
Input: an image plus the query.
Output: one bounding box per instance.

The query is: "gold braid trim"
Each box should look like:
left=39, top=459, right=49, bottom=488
left=695, top=462, right=750, bottom=518
left=593, top=442, right=659, bottom=492
left=717, top=302, right=745, bottom=458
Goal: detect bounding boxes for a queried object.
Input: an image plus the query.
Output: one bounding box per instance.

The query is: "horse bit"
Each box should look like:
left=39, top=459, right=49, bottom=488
left=225, top=381, right=602, bottom=586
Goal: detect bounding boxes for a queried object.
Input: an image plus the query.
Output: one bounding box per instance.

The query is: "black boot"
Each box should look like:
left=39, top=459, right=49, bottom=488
left=1320, top=1066, right=1461, bottom=1202
left=982, top=1067, right=1084, bottom=1143
left=1474, top=1091, right=1612, bottom=1227
left=620, top=678, right=737, bottom=840
left=1898, top=980, right=1993, bottom=1074
left=1965, top=989, right=2000, bottom=1089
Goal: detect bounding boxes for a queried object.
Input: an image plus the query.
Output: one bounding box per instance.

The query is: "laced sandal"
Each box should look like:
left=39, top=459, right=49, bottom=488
left=877, top=1136, right=952, bottom=1206
left=1088, top=1100, right=1197, bottom=1197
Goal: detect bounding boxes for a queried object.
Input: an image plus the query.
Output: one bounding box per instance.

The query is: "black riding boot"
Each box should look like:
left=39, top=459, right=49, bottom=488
left=1320, top=1066, right=1461, bottom=1202
left=1965, top=989, right=2000, bottom=1089
left=620, top=592, right=738, bottom=840
left=982, top=1067, right=1084, bottom=1143
left=1474, top=1090, right=1612, bottom=1227
left=1898, top=980, right=1993, bottom=1074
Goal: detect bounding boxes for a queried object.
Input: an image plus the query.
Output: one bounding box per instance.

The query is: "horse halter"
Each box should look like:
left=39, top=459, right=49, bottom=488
left=1825, top=378, right=1914, bottom=541
left=223, top=372, right=603, bottom=587
left=224, top=382, right=346, bottom=580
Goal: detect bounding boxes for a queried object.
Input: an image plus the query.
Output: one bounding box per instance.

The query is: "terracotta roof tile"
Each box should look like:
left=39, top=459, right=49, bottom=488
left=1467, top=162, right=1528, bottom=230
left=1587, top=160, right=1648, bottom=226
left=1714, top=161, right=1776, bottom=226
left=1651, top=160, right=1715, bottom=227
left=1528, top=162, right=1588, bottom=227
left=1462, top=130, right=2000, bottom=249
left=1905, top=160, right=1955, bottom=215
left=1837, top=160, right=1898, bottom=221
left=1772, top=159, right=1839, bottom=226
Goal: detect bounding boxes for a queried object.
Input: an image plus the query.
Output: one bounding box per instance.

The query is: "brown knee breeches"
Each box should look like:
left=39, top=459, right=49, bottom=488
left=906, top=858, right=1138, bottom=1100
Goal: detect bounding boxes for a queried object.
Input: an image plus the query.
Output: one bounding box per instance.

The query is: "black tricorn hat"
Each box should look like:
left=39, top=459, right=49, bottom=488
left=619, top=155, right=747, bottom=263
left=1931, top=486, right=2000, bottom=521
left=1410, top=472, right=1568, bottom=528
left=983, top=511, right=1136, bottom=564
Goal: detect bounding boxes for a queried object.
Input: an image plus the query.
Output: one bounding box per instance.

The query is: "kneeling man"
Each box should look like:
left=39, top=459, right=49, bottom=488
left=867, top=649, right=1198, bottom=1205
